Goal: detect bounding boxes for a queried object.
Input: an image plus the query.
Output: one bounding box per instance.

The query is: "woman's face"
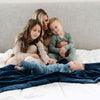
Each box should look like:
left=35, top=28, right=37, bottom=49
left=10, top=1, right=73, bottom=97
left=43, top=15, right=49, bottom=30
left=30, top=24, right=41, bottom=40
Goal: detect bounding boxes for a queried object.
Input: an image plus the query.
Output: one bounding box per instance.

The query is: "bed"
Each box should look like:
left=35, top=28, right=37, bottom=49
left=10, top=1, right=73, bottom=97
left=0, top=1, right=100, bottom=100
left=0, top=49, right=100, bottom=100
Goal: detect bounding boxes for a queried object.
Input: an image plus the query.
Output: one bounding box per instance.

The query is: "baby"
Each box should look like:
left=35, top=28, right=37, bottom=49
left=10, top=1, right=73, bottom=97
left=48, top=17, right=76, bottom=62
left=14, top=56, right=84, bottom=75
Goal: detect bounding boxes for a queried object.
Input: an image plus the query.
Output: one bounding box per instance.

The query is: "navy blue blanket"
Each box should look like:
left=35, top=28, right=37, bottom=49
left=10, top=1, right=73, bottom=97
left=0, top=59, right=100, bottom=93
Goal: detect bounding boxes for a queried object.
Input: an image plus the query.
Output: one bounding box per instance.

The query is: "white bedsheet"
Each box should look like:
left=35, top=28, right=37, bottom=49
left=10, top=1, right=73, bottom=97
left=0, top=49, right=100, bottom=100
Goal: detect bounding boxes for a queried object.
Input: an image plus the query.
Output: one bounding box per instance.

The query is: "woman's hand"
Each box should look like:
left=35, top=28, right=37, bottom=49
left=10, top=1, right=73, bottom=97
left=56, top=41, right=68, bottom=48
left=48, top=59, right=56, bottom=64
left=29, top=54, right=39, bottom=59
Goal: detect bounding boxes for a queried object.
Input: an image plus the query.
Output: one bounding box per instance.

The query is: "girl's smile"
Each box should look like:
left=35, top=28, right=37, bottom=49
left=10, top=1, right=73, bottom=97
left=30, top=24, right=41, bottom=40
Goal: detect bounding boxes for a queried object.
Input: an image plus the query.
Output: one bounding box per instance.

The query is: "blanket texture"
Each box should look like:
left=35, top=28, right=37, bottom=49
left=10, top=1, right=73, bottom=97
left=0, top=59, right=100, bottom=93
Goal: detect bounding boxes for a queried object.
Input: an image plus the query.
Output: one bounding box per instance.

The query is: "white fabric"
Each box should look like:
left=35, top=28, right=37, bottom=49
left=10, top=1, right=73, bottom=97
left=0, top=49, right=13, bottom=68
left=0, top=49, right=100, bottom=100
left=24, top=56, right=45, bottom=65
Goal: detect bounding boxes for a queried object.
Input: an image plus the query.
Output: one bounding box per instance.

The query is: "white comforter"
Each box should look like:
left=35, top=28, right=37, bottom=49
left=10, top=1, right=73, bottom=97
left=0, top=49, right=100, bottom=100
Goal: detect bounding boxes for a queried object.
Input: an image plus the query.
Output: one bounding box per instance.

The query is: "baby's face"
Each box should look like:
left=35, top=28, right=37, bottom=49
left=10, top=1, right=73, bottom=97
left=68, top=61, right=84, bottom=71
left=68, top=61, right=76, bottom=68
left=49, top=20, right=63, bottom=35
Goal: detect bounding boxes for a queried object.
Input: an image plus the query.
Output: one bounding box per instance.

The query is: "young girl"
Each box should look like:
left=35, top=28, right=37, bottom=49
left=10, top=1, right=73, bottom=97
left=6, top=19, right=56, bottom=65
left=5, top=9, right=51, bottom=64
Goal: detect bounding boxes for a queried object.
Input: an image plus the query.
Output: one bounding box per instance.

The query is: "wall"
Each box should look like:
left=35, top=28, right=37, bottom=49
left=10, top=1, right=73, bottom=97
left=0, top=1, right=100, bottom=52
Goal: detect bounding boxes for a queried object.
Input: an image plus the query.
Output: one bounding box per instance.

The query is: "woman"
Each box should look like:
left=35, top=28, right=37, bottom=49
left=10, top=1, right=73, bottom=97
left=33, top=9, right=69, bottom=52
left=33, top=9, right=52, bottom=52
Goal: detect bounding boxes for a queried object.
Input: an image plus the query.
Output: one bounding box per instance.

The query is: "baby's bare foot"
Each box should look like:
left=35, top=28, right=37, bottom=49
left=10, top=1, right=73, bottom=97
left=14, top=66, right=21, bottom=70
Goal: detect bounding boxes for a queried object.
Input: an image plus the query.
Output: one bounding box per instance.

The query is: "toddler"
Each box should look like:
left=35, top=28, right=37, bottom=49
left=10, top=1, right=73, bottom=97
left=48, top=18, right=76, bottom=62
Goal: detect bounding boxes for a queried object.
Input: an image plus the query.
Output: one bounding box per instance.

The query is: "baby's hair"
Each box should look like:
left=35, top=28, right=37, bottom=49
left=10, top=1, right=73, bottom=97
left=49, top=17, right=61, bottom=26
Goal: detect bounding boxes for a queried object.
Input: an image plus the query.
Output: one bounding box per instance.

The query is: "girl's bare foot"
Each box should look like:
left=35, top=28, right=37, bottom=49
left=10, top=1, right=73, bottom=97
left=14, top=66, right=21, bottom=70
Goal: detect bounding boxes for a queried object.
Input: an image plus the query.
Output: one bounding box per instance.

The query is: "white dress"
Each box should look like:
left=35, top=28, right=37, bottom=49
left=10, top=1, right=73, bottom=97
left=6, top=40, right=49, bottom=65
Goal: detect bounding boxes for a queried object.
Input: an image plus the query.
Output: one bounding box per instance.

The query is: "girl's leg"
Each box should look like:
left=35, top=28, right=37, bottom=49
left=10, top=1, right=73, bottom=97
left=6, top=54, right=24, bottom=65
left=6, top=56, right=18, bottom=65
left=4, top=54, right=14, bottom=64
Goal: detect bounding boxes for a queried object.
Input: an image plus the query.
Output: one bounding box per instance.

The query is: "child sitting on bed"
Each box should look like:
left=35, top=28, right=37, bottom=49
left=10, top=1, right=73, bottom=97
left=14, top=55, right=84, bottom=74
left=48, top=17, right=76, bottom=62
left=5, top=19, right=56, bottom=65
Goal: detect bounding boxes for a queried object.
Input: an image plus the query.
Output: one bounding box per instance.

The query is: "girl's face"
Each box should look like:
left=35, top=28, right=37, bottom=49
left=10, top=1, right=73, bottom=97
left=43, top=15, right=49, bottom=30
left=30, top=24, right=41, bottom=40
left=50, top=20, right=63, bottom=35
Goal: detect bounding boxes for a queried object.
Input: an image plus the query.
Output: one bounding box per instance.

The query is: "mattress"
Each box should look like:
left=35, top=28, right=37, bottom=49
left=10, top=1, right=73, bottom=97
left=0, top=49, right=100, bottom=100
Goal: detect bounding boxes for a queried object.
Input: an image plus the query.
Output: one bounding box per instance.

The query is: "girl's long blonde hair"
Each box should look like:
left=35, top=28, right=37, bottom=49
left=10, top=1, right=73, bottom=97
left=15, top=19, right=42, bottom=53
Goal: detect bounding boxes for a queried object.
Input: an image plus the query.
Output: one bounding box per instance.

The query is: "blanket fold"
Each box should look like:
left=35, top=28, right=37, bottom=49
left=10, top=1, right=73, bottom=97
left=0, top=59, right=100, bottom=93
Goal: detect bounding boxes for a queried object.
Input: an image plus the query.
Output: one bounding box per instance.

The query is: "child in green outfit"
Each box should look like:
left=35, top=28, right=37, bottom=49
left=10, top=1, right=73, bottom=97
left=48, top=17, right=76, bottom=62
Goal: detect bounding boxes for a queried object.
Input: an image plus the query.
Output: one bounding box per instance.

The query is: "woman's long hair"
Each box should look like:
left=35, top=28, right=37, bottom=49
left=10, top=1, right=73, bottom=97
left=15, top=19, right=42, bottom=53
left=33, top=9, right=52, bottom=47
left=33, top=9, right=48, bottom=26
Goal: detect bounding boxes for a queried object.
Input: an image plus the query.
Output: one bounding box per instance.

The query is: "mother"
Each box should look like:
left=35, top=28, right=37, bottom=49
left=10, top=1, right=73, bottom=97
left=33, top=8, right=68, bottom=54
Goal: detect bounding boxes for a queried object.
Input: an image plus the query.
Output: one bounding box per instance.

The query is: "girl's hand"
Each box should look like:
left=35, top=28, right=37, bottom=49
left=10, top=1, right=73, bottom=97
left=29, top=54, right=39, bottom=59
left=48, top=59, right=56, bottom=64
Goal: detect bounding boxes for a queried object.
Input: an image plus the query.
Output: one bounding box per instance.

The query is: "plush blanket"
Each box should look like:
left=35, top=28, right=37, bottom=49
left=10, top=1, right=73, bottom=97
left=0, top=59, right=100, bottom=93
